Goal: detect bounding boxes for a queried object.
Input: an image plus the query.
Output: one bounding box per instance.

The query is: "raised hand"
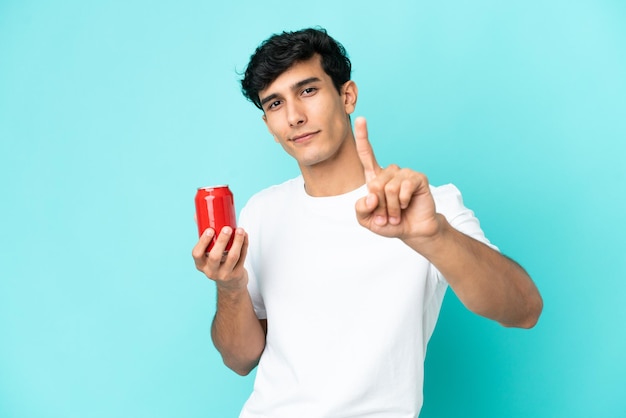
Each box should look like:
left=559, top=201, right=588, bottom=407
left=354, top=117, right=441, bottom=242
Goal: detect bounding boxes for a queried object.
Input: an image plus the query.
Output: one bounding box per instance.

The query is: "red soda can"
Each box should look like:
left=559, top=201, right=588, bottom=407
left=195, top=185, right=237, bottom=252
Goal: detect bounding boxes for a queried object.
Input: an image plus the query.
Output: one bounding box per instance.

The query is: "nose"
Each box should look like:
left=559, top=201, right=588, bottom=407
left=286, top=101, right=306, bottom=127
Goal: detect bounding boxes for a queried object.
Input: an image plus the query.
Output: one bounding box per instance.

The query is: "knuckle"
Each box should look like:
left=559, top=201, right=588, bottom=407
left=384, top=182, right=400, bottom=194
left=228, top=252, right=241, bottom=265
left=203, top=267, right=218, bottom=279
left=369, top=177, right=383, bottom=190
left=191, top=248, right=204, bottom=260
left=400, top=178, right=414, bottom=191
left=207, top=252, right=222, bottom=264
left=415, top=171, right=428, bottom=182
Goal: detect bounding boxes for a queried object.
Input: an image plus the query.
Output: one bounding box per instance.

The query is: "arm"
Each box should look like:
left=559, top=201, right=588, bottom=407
left=406, top=214, right=542, bottom=328
left=353, top=117, right=543, bottom=328
left=211, top=283, right=267, bottom=375
left=192, top=226, right=266, bottom=375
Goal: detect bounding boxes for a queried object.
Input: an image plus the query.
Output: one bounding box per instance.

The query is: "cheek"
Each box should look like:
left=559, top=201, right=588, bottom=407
left=265, top=120, right=283, bottom=140
left=328, top=109, right=350, bottom=134
left=323, top=99, right=348, bottom=125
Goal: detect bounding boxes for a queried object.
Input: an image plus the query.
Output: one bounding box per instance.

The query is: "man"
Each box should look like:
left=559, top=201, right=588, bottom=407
left=192, top=28, right=543, bottom=417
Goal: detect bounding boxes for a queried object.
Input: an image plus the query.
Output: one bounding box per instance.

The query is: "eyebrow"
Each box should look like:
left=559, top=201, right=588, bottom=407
left=260, top=77, right=322, bottom=107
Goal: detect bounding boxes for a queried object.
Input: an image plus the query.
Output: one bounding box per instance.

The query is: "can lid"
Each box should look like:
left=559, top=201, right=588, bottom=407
left=197, top=184, right=229, bottom=190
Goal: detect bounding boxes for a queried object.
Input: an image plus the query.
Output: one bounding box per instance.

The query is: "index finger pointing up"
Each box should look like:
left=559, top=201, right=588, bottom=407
left=354, top=116, right=380, bottom=183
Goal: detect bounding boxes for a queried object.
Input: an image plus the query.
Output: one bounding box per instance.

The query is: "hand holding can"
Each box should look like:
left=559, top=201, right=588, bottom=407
left=195, top=185, right=237, bottom=252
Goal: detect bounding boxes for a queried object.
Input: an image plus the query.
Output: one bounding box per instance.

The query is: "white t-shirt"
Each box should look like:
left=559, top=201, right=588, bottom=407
left=238, top=176, right=495, bottom=418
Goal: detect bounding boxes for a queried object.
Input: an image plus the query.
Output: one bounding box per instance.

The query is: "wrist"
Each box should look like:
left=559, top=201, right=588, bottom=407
left=215, top=272, right=249, bottom=295
left=404, top=214, right=450, bottom=258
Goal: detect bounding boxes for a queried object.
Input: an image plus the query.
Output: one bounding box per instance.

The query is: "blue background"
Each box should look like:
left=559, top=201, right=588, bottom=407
left=1, top=1, right=625, bottom=417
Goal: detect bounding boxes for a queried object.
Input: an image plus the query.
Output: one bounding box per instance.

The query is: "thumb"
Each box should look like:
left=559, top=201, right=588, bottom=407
left=355, top=192, right=379, bottom=222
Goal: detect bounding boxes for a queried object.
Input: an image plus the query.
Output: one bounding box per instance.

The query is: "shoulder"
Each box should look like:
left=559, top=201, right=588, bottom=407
left=431, top=183, right=497, bottom=249
left=430, top=183, right=476, bottom=225
left=244, top=176, right=303, bottom=209
left=430, top=183, right=465, bottom=212
left=239, top=176, right=303, bottom=227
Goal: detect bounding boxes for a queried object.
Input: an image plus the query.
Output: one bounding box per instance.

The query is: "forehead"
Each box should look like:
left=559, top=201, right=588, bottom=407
left=259, top=55, right=329, bottom=96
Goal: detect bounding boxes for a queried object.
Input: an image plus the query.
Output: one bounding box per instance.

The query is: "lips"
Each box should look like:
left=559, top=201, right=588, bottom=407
left=290, top=130, right=320, bottom=143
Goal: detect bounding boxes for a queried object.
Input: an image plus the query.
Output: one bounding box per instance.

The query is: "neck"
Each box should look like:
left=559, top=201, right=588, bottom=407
left=299, top=139, right=366, bottom=197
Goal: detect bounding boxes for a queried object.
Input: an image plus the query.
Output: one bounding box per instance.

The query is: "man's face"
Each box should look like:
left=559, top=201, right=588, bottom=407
left=259, top=55, right=357, bottom=170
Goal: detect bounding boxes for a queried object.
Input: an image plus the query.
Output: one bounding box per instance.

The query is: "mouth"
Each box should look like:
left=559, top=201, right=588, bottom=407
left=290, top=130, right=320, bottom=143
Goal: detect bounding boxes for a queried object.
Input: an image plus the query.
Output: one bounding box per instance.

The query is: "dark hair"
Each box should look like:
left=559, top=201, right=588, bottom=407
left=241, top=28, right=352, bottom=110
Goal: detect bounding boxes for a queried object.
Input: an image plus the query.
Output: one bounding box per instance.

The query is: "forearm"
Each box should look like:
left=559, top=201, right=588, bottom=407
left=408, top=214, right=543, bottom=328
left=211, top=283, right=266, bottom=375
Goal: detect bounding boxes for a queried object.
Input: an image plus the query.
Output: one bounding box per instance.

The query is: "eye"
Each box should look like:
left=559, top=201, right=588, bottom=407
left=302, top=87, right=317, bottom=96
left=267, top=100, right=282, bottom=110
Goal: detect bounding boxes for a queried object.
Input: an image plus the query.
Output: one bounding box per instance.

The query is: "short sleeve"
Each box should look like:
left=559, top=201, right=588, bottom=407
left=433, top=184, right=497, bottom=247
left=430, top=184, right=499, bottom=284
left=238, top=203, right=267, bottom=320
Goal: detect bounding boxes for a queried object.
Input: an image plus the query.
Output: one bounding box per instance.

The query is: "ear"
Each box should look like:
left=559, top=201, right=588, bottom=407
left=342, top=80, right=358, bottom=115
left=262, top=114, right=280, bottom=143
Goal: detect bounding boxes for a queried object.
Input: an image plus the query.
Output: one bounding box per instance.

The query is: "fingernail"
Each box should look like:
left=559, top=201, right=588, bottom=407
left=366, top=194, right=376, bottom=207
left=389, top=216, right=400, bottom=225
left=204, top=229, right=214, bottom=237
left=222, top=226, right=232, bottom=235
left=375, top=215, right=386, bottom=225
